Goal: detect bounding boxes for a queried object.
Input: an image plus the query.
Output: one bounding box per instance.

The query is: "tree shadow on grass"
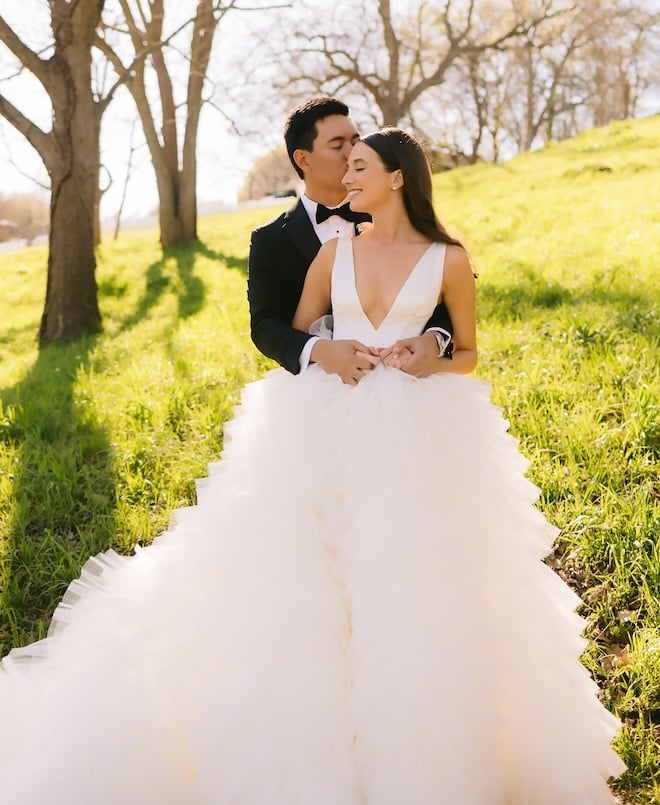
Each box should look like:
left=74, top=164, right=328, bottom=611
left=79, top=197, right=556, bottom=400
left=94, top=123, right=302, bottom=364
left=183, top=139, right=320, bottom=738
left=0, top=238, right=249, bottom=656
left=118, top=240, right=211, bottom=331
left=197, top=242, right=248, bottom=276
left=479, top=267, right=658, bottom=341
left=0, top=336, right=116, bottom=657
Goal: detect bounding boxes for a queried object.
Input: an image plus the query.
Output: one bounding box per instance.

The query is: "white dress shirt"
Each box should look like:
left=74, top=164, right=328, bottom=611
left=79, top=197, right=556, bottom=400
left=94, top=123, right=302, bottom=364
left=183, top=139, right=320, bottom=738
left=298, top=195, right=356, bottom=370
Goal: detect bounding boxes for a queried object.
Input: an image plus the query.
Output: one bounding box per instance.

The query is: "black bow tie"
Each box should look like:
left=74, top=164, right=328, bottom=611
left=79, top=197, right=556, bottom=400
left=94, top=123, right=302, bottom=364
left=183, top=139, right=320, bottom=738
left=315, top=202, right=370, bottom=225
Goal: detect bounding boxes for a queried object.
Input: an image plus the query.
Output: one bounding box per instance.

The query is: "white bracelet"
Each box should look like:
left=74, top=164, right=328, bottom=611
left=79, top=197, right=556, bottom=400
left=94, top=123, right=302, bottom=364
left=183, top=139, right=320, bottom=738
left=432, top=331, right=446, bottom=357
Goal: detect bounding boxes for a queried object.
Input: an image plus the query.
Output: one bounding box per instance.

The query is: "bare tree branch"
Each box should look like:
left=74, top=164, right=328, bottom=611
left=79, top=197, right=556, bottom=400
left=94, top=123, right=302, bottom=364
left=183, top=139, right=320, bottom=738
left=0, top=93, right=56, bottom=169
left=0, top=14, right=53, bottom=94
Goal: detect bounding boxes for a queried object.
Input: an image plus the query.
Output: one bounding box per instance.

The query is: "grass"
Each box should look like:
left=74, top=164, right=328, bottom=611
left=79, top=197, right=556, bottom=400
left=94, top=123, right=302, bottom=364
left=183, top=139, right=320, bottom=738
left=1, top=115, right=659, bottom=800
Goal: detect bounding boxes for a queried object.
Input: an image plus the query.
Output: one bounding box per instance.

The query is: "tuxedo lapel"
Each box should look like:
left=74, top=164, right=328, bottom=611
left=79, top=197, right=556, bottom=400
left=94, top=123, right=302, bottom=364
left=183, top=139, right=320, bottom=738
left=283, top=200, right=321, bottom=264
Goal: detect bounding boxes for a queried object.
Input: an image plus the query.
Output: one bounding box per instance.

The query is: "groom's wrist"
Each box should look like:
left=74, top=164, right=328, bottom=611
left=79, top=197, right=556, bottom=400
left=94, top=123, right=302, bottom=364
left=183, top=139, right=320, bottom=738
left=300, top=336, right=320, bottom=371
left=309, top=337, right=329, bottom=365
left=428, top=330, right=452, bottom=359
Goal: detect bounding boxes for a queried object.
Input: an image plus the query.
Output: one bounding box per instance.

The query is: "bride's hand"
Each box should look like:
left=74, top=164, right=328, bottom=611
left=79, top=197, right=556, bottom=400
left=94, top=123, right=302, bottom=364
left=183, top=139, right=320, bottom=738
left=355, top=350, right=380, bottom=366
left=378, top=345, right=412, bottom=370
left=311, top=340, right=379, bottom=385
left=380, top=333, right=444, bottom=376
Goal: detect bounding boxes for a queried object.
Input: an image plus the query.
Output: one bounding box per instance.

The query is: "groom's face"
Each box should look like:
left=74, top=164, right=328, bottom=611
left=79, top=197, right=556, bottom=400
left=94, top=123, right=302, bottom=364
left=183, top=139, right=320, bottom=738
left=299, top=114, right=359, bottom=199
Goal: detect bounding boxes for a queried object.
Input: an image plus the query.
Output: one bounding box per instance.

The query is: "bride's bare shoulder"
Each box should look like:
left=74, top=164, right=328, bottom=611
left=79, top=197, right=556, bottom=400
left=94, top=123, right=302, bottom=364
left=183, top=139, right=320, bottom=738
left=309, top=237, right=341, bottom=276
left=317, top=236, right=341, bottom=256
left=444, top=244, right=476, bottom=279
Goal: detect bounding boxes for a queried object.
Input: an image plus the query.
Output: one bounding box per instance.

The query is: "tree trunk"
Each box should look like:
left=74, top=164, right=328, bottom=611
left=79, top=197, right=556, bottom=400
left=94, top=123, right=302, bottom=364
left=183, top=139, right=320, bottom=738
left=177, top=0, right=217, bottom=244
left=156, top=145, right=198, bottom=247
left=180, top=160, right=198, bottom=243
left=0, top=1, right=104, bottom=344
left=93, top=180, right=103, bottom=246
left=39, top=1, right=103, bottom=343
left=96, top=0, right=225, bottom=247
left=157, top=169, right=185, bottom=247
left=41, top=165, right=100, bottom=342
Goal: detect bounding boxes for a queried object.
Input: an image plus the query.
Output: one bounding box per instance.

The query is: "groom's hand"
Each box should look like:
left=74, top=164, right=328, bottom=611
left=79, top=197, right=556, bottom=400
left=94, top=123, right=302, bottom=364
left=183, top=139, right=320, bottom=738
left=379, top=332, right=443, bottom=378
left=311, top=339, right=379, bottom=385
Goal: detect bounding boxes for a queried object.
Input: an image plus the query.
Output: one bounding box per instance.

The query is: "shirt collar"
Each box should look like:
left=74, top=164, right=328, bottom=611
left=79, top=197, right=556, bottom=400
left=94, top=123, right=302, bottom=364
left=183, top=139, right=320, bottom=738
left=301, top=193, right=349, bottom=220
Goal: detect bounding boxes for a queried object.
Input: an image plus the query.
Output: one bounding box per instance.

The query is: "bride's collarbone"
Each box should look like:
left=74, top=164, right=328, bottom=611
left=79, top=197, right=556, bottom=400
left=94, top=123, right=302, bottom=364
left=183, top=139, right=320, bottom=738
left=354, top=241, right=433, bottom=286
left=355, top=238, right=433, bottom=268
left=353, top=248, right=433, bottom=328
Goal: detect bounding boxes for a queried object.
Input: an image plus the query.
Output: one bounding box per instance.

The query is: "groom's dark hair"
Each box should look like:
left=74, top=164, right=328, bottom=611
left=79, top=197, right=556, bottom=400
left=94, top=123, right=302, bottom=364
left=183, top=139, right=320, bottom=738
left=284, top=97, right=350, bottom=179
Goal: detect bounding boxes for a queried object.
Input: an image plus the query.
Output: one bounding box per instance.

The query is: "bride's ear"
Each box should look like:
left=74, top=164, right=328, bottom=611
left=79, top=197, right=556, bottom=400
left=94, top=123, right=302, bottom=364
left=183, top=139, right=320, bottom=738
left=390, top=169, right=403, bottom=191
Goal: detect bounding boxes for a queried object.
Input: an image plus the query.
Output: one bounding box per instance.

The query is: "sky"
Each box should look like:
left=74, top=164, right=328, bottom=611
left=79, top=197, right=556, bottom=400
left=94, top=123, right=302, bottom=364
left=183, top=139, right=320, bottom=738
left=1, top=0, right=658, bottom=227
left=0, top=96, right=249, bottom=223
left=0, top=0, right=269, bottom=225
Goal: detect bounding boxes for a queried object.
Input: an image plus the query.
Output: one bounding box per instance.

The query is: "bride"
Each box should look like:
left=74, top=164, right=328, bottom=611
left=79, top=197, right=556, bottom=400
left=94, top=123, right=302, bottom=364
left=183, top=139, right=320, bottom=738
left=0, top=127, right=624, bottom=804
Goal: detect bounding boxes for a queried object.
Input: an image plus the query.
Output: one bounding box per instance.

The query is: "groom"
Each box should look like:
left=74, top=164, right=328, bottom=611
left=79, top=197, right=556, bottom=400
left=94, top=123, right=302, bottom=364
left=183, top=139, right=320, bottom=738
left=247, top=97, right=453, bottom=385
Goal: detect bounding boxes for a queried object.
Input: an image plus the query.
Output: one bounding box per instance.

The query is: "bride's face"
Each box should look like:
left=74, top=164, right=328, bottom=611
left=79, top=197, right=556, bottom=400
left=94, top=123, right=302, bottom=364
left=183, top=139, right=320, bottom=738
left=343, top=141, right=399, bottom=212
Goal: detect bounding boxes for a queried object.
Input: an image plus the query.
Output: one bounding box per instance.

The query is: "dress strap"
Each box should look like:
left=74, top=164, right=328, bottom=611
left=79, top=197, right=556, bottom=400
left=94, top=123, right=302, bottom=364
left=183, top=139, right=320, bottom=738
left=330, top=237, right=354, bottom=295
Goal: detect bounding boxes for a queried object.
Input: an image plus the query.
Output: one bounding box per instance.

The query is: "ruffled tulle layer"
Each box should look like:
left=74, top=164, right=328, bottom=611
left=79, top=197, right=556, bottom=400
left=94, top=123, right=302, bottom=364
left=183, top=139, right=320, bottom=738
left=0, top=365, right=624, bottom=803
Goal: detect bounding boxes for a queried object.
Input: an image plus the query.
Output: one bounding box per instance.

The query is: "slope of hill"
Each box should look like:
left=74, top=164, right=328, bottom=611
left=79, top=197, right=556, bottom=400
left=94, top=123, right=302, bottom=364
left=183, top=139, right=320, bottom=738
left=0, top=115, right=658, bottom=800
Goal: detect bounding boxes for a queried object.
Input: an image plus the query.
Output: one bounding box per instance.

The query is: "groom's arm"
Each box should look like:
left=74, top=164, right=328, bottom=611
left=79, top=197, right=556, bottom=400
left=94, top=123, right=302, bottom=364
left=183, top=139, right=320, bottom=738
left=248, top=225, right=313, bottom=375
left=423, top=301, right=454, bottom=357
left=248, top=225, right=377, bottom=383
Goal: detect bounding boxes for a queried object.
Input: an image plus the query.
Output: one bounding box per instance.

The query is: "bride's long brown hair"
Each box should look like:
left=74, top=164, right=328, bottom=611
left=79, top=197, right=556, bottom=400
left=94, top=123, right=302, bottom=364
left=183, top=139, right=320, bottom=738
left=361, top=127, right=464, bottom=249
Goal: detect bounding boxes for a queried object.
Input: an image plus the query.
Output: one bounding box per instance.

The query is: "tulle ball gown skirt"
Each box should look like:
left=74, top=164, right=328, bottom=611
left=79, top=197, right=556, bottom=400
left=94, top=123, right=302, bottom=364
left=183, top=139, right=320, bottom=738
left=0, top=364, right=625, bottom=804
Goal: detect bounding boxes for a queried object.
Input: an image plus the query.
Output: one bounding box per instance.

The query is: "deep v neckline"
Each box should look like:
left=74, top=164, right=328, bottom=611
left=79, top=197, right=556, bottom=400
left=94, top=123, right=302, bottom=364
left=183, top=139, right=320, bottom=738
left=349, top=241, right=436, bottom=332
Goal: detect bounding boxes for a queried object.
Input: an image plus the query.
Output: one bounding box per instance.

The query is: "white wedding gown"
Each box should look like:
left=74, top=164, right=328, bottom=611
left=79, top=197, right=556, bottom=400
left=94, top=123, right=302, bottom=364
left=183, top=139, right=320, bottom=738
left=0, top=238, right=625, bottom=804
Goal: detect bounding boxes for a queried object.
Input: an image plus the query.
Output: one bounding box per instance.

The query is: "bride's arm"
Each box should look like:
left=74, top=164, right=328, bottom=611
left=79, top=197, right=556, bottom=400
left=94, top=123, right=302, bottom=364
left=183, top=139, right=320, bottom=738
left=292, top=240, right=335, bottom=333
left=293, top=239, right=376, bottom=385
left=436, top=245, right=477, bottom=374
left=381, top=245, right=477, bottom=376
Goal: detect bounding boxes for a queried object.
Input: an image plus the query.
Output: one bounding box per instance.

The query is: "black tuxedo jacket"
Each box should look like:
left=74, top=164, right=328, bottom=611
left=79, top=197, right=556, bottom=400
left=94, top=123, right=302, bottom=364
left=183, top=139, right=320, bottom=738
left=247, top=198, right=453, bottom=375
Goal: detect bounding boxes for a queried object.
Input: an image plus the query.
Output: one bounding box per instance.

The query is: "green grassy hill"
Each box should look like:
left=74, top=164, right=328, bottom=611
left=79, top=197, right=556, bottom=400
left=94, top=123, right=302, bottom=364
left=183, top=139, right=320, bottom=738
left=1, top=115, right=659, bottom=800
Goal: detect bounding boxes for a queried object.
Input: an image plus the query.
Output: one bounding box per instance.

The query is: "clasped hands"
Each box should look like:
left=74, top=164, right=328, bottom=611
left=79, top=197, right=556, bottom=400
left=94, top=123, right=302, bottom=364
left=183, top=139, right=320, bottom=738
left=311, top=332, right=443, bottom=386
